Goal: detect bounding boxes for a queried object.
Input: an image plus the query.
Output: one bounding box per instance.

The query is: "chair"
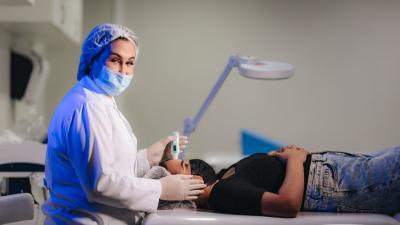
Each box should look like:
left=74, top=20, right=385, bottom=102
left=0, top=193, right=35, bottom=224
left=0, top=142, right=47, bottom=225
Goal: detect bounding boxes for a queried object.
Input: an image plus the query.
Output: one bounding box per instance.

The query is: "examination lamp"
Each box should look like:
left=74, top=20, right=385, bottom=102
left=180, top=54, right=294, bottom=159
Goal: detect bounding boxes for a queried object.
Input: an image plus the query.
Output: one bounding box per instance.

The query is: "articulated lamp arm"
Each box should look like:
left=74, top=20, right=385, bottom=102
left=180, top=55, right=240, bottom=158
left=179, top=54, right=294, bottom=159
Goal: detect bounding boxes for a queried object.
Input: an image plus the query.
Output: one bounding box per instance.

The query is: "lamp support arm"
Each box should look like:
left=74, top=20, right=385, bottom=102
left=181, top=55, right=239, bottom=158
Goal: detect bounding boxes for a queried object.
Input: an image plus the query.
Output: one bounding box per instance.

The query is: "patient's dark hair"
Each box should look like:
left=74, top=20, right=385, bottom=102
left=159, top=159, right=217, bottom=186
left=189, top=159, right=217, bottom=186
left=158, top=159, right=171, bottom=170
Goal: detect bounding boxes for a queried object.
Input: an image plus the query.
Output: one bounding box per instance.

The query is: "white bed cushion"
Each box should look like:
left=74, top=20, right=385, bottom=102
left=143, top=209, right=400, bottom=225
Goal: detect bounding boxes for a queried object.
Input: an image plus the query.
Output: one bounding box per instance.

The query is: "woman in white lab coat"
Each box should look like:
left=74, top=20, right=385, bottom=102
left=41, top=24, right=206, bottom=225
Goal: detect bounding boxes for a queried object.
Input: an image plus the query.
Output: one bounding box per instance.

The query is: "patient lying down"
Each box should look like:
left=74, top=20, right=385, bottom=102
left=159, top=144, right=400, bottom=217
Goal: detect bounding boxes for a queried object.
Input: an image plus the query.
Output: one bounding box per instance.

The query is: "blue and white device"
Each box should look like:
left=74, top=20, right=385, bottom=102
left=171, top=131, right=180, bottom=159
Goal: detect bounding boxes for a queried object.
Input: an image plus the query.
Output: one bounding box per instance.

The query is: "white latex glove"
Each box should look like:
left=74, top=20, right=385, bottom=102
left=147, top=135, right=188, bottom=167
left=159, top=175, right=206, bottom=201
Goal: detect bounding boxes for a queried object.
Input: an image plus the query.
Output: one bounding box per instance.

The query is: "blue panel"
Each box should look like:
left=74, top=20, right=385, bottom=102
left=241, top=128, right=288, bottom=155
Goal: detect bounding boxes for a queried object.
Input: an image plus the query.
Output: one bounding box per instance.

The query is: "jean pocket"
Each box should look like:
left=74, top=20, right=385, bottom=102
left=337, top=204, right=374, bottom=213
left=324, top=152, right=380, bottom=191
left=322, top=161, right=338, bottom=191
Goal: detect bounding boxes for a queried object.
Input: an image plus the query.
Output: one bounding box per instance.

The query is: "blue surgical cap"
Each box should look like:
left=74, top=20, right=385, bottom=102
left=77, top=24, right=140, bottom=81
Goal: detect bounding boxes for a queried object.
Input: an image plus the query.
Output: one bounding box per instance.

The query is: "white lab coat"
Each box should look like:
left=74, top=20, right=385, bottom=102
left=41, top=76, right=162, bottom=225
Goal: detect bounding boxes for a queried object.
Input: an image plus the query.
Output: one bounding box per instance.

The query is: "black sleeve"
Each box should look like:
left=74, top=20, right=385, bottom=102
left=208, top=175, right=266, bottom=215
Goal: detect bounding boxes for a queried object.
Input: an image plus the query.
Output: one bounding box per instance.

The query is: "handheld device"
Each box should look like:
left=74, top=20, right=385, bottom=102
left=171, top=131, right=180, bottom=159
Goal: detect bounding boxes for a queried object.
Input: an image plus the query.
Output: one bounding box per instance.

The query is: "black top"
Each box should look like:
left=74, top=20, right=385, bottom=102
left=208, top=153, right=312, bottom=215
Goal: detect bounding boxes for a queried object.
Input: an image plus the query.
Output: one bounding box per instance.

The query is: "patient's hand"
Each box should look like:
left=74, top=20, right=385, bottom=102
left=268, top=144, right=310, bottom=164
left=268, top=144, right=304, bottom=155
left=268, top=146, right=289, bottom=155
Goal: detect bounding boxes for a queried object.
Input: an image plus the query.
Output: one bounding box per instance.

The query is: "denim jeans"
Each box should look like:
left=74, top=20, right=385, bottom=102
left=303, top=144, right=400, bottom=215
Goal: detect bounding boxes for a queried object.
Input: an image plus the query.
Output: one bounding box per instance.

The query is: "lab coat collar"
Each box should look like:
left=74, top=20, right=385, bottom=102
left=80, top=75, right=117, bottom=107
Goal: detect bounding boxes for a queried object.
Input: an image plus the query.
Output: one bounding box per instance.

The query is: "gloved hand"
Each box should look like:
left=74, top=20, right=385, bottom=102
left=159, top=175, right=206, bottom=201
left=147, top=135, right=188, bottom=167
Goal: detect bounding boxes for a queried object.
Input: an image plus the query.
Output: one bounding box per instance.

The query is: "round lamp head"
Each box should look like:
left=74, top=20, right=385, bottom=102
left=238, top=60, right=294, bottom=80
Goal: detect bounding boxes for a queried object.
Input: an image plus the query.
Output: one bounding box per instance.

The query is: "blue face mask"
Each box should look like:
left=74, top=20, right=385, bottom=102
left=92, top=60, right=133, bottom=96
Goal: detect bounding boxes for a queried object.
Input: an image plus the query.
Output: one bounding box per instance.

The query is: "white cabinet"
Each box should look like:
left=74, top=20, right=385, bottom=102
left=0, top=0, right=34, bottom=5
left=0, top=0, right=83, bottom=45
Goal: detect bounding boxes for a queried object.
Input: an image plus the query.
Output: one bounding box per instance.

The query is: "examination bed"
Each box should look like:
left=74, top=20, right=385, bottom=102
left=141, top=130, right=396, bottom=225
left=144, top=209, right=400, bottom=225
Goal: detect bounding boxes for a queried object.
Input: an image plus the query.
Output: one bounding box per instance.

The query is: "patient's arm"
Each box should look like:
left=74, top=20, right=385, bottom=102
left=261, top=145, right=309, bottom=217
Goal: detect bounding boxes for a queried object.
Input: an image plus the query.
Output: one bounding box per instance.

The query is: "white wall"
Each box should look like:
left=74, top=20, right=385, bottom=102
left=40, top=0, right=400, bottom=162
left=120, top=0, right=400, bottom=160
left=44, top=0, right=113, bottom=125
left=0, top=27, right=12, bottom=132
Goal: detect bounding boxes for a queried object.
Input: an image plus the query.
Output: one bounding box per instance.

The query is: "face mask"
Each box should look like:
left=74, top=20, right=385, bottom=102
left=92, top=60, right=133, bottom=96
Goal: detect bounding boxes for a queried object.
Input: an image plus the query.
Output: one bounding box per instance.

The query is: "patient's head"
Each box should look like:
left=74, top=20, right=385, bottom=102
left=160, top=159, right=217, bottom=186
left=160, top=159, right=218, bottom=208
left=160, top=159, right=191, bottom=175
